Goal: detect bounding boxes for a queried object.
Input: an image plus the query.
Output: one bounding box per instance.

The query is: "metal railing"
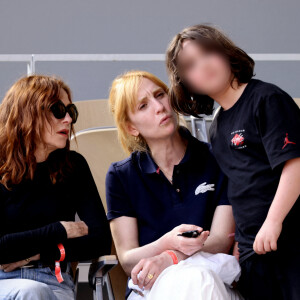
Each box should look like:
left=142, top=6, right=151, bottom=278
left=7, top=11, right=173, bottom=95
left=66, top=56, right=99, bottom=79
left=1, top=53, right=299, bottom=139
left=0, top=53, right=300, bottom=76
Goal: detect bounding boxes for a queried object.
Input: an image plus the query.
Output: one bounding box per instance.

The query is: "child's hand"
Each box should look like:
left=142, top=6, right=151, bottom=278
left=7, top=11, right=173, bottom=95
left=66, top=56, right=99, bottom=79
left=253, top=219, right=282, bottom=254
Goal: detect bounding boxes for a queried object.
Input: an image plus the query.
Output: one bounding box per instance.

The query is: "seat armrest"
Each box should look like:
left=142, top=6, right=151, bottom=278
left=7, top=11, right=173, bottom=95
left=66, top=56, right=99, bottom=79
left=88, top=255, right=118, bottom=288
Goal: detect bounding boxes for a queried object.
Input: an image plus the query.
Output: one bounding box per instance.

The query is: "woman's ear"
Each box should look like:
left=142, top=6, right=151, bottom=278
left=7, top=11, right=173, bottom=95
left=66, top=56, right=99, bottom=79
left=125, top=121, right=139, bottom=137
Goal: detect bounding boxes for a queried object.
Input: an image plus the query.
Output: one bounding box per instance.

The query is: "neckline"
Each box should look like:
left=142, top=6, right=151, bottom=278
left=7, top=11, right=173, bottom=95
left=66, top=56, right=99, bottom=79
left=220, top=79, right=255, bottom=115
left=139, top=127, right=191, bottom=174
left=35, top=160, right=48, bottom=171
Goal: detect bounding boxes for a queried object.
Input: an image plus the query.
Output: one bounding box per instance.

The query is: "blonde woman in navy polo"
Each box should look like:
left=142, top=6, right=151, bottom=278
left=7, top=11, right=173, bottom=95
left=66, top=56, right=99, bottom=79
left=106, top=71, right=241, bottom=299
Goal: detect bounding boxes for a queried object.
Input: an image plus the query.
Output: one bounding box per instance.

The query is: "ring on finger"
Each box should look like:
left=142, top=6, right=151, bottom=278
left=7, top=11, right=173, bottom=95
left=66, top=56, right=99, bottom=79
left=147, top=273, right=154, bottom=280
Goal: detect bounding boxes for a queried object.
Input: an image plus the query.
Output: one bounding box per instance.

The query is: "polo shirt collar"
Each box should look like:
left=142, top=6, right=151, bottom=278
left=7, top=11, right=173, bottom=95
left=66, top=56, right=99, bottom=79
left=138, top=126, right=195, bottom=174
left=138, top=151, right=158, bottom=174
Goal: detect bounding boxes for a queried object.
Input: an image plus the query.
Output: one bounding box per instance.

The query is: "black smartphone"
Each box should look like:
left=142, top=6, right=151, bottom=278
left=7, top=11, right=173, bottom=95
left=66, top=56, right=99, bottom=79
left=177, top=230, right=202, bottom=238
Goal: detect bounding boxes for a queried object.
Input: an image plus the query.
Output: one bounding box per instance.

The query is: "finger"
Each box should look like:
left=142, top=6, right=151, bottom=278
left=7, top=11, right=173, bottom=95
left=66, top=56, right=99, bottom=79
left=177, top=230, right=209, bottom=255
left=256, top=244, right=264, bottom=254
left=264, top=240, right=271, bottom=253
left=143, top=270, right=156, bottom=288
left=82, top=224, right=89, bottom=235
left=199, top=231, right=210, bottom=243
left=1, top=264, right=9, bottom=269
left=144, top=272, right=157, bottom=290
left=253, top=239, right=261, bottom=254
left=186, top=231, right=209, bottom=249
left=270, top=239, right=278, bottom=251
left=253, top=239, right=257, bottom=252
left=4, top=263, right=19, bottom=272
left=4, top=266, right=13, bottom=272
left=256, top=240, right=266, bottom=255
left=177, top=230, right=208, bottom=246
left=260, top=240, right=267, bottom=254
left=187, top=231, right=209, bottom=249
left=178, top=224, right=203, bottom=233
left=131, top=261, right=143, bottom=285
left=137, top=265, right=150, bottom=289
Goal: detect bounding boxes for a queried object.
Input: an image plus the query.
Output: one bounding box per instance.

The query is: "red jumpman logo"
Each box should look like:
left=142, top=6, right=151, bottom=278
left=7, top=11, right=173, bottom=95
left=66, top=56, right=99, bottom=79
left=282, top=133, right=296, bottom=149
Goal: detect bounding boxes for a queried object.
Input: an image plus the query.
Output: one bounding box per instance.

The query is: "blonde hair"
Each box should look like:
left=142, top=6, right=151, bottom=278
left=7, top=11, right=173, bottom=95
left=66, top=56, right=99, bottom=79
left=109, top=70, right=170, bottom=154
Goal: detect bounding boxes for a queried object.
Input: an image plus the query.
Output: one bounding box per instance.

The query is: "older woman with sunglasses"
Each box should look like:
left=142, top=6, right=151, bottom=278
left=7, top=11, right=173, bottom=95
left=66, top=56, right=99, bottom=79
left=0, top=75, right=111, bottom=300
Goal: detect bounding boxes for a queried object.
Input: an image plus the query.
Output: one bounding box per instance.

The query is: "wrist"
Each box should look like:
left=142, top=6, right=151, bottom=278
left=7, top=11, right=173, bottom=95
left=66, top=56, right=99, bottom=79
left=164, top=250, right=179, bottom=265
left=156, top=233, right=172, bottom=252
left=265, top=215, right=283, bottom=226
left=160, top=251, right=174, bottom=266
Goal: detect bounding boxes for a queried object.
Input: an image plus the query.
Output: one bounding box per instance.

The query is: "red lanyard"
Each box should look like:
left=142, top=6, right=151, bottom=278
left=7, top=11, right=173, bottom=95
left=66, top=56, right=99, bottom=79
left=55, top=243, right=66, bottom=283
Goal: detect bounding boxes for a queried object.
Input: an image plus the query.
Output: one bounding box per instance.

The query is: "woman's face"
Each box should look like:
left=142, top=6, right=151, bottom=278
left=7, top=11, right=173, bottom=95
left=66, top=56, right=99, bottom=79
left=127, top=78, right=178, bottom=143
left=177, top=40, right=232, bottom=96
left=42, top=88, right=73, bottom=153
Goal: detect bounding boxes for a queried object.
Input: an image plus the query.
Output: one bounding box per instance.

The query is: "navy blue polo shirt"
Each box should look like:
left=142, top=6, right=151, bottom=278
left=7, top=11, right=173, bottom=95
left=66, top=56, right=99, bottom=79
left=106, top=127, right=230, bottom=247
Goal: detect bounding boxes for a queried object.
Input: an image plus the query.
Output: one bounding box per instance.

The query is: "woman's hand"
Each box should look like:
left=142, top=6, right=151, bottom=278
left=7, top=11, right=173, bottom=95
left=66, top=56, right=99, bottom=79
left=253, top=219, right=282, bottom=254
left=0, top=254, right=40, bottom=273
left=131, top=252, right=173, bottom=290
left=60, top=221, right=89, bottom=239
left=162, top=224, right=210, bottom=256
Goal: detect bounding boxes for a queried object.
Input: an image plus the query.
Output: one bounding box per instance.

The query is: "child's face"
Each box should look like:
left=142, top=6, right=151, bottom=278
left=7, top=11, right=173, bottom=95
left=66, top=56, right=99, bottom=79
left=177, top=40, right=232, bottom=97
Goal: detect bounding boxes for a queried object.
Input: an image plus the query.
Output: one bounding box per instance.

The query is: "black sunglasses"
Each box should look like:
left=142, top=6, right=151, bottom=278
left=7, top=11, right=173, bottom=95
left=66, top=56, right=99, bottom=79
left=50, top=100, right=78, bottom=124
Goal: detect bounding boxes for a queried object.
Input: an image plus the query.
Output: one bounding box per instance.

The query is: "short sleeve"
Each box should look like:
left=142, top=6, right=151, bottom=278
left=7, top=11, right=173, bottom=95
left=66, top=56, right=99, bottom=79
left=105, top=163, right=136, bottom=221
left=257, top=93, right=300, bottom=169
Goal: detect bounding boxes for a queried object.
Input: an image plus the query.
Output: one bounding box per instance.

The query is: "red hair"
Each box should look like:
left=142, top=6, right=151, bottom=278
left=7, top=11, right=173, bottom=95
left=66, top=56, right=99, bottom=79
left=0, top=75, right=75, bottom=189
